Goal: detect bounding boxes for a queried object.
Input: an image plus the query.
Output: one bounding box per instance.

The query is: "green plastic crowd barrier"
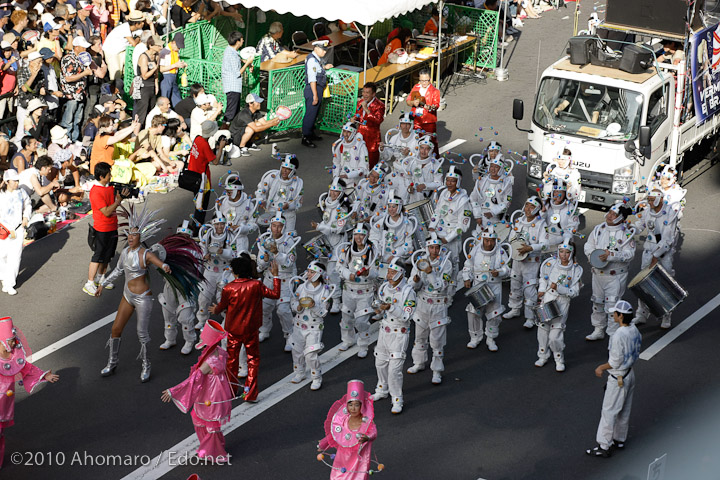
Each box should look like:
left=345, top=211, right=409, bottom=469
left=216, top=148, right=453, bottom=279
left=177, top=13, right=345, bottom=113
left=445, top=5, right=500, bottom=71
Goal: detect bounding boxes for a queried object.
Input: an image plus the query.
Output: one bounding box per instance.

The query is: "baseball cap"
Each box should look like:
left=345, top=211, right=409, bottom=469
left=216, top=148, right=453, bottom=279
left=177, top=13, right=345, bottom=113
left=194, top=93, right=210, bottom=105
left=3, top=169, right=19, bottom=182
left=0, top=41, right=10, bottom=50
left=79, top=1, right=94, bottom=10
left=43, top=19, right=62, bottom=31
left=73, top=36, right=91, bottom=48
left=28, top=51, right=43, bottom=61
left=99, top=94, right=116, bottom=105
left=39, top=47, right=54, bottom=59
left=245, top=93, right=264, bottom=104
left=171, top=32, right=185, bottom=49
left=608, top=300, right=633, bottom=315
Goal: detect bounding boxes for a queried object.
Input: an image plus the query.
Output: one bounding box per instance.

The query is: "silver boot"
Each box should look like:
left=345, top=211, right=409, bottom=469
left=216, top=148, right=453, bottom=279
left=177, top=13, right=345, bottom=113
left=138, top=342, right=151, bottom=383
left=101, top=337, right=122, bottom=377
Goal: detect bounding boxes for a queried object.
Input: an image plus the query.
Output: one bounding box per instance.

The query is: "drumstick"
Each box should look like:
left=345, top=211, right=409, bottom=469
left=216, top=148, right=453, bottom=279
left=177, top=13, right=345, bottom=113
left=306, top=229, right=319, bottom=233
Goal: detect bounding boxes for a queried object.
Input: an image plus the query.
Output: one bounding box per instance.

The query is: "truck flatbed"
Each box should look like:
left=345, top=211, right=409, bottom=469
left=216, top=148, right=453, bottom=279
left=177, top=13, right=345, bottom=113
left=553, top=58, right=657, bottom=84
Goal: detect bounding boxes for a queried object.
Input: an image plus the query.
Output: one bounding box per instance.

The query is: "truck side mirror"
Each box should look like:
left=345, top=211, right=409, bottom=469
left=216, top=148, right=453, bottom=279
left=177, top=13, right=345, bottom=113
left=512, top=99, right=524, bottom=121
left=638, top=126, right=650, bottom=148
left=624, top=139, right=636, bottom=153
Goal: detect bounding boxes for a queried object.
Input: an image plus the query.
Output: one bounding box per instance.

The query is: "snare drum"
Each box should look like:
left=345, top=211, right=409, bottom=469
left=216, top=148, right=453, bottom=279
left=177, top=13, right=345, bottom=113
left=629, top=264, right=688, bottom=317
left=464, top=282, right=495, bottom=309
left=404, top=198, right=434, bottom=227
left=510, top=239, right=529, bottom=261
left=303, top=234, right=333, bottom=260
left=589, top=249, right=608, bottom=269
left=533, top=300, right=561, bottom=324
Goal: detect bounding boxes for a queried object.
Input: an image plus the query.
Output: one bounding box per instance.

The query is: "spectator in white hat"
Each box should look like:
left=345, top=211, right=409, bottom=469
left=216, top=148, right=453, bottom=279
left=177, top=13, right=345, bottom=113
left=59, top=35, right=93, bottom=142
left=0, top=169, right=32, bottom=295
left=101, top=10, right=144, bottom=82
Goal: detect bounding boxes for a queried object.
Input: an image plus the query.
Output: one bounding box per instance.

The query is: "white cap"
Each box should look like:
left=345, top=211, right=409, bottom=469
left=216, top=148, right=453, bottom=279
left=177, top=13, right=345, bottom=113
left=73, top=36, right=91, bottom=48
left=608, top=300, right=633, bottom=314
left=28, top=51, right=42, bottom=61
left=194, top=93, right=210, bottom=105
left=3, top=169, right=19, bottom=182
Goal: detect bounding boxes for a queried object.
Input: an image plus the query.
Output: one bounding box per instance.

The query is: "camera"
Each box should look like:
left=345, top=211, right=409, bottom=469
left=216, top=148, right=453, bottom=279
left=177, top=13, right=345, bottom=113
left=110, top=181, right=140, bottom=198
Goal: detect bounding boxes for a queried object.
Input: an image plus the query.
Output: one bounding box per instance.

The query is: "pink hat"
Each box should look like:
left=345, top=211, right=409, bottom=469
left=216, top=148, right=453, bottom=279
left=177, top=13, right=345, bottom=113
left=323, top=379, right=374, bottom=449
left=0, top=316, right=14, bottom=351
left=195, top=320, right=226, bottom=350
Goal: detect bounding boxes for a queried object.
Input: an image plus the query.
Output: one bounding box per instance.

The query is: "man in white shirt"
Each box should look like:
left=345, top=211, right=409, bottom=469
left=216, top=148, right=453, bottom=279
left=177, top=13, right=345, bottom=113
left=19, top=156, right=59, bottom=213
left=145, top=96, right=182, bottom=129
left=101, top=11, right=144, bottom=82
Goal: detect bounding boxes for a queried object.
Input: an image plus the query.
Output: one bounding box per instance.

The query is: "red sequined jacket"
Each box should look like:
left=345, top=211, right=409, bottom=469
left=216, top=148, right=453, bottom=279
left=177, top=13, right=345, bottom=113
left=215, top=277, right=280, bottom=336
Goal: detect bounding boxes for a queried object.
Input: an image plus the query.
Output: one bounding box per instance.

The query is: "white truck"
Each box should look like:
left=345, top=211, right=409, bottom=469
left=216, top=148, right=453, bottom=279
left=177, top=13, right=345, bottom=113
left=512, top=28, right=720, bottom=208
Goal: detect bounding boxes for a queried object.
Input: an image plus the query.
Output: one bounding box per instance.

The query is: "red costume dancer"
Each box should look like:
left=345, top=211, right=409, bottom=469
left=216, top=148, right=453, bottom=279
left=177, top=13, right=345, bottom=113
left=355, top=83, right=385, bottom=169
left=212, top=254, right=280, bottom=402
left=163, top=320, right=233, bottom=463
left=407, top=71, right=441, bottom=155
left=0, top=316, right=59, bottom=469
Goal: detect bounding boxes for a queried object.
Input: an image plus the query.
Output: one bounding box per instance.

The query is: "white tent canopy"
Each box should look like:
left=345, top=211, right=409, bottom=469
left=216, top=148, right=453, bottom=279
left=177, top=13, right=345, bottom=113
left=224, top=0, right=438, bottom=26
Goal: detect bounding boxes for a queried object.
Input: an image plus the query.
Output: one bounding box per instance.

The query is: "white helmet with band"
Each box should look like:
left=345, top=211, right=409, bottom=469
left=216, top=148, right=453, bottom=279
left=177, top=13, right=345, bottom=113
left=386, top=258, right=405, bottom=279
left=399, top=112, right=414, bottom=124
left=271, top=212, right=286, bottom=225
left=488, top=157, right=504, bottom=168
left=329, top=177, right=344, bottom=192
left=371, top=162, right=387, bottom=180
left=418, top=135, right=434, bottom=148
left=488, top=141, right=501, bottom=151
left=425, top=231, right=443, bottom=247
left=224, top=173, right=244, bottom=193
left=557, top=154, right=572, bottom=166
left=659, top=164, right=677, bottom=184
left=525, top=196, right=541, bottom=215
left=446, top=165, right=462, bottom=181
left=307, top=261, right=325, bottom=282
left=353, top=223, right=369, bottom=237
left=647, top=187, right=665, bottom=207
left=558, top=242, right=574, bottom=253
left=342, top=121, right=358, bottom=141
left=607, top=201, right=632, bottom=225
left=280, top=154, right=298, bottom=172
left=212, top=212, right=227, bottom=225
left=177, top=220, right=192, bottom=235
left=387, top=189, right=403, bottom=208
left=481, top=226, right=498, bottom=239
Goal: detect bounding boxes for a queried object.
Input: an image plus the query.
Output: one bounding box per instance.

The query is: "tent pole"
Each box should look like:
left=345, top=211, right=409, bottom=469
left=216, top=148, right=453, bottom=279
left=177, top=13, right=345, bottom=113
left=436, top=0, right=443, bottom=88
left=354, top=22, right=373, bottom=78
left=499, top=0, right=508, bottom=71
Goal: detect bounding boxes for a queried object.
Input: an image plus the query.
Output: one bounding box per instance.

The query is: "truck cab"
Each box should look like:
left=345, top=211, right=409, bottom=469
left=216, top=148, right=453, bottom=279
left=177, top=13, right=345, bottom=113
left=516, top=56, right=679, bottom=208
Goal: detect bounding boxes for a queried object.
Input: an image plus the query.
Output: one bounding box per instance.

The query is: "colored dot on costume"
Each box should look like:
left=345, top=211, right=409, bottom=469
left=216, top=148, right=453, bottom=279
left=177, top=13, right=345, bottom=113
left=205, top=400, right=212, bottom=406
left=479, top=138, right=483, bottom=141
left=317, top=454, right=324, bottom=461
left=6, top=390, right=13, bottom=397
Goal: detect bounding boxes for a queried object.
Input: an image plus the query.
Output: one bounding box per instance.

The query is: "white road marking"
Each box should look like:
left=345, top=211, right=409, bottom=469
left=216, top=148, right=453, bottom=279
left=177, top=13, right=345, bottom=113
left=121, top=326, right=381, bottom=480
left=32, top=312, right=115, bottom=362
left=439, top=138, right=466, bottom=154
left=640, top=293, right=720, bottom=361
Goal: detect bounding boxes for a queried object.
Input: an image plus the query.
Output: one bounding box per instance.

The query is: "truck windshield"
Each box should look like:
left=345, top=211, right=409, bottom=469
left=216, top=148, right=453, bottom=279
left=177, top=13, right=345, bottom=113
left=533, top=77, right=643, bottom=141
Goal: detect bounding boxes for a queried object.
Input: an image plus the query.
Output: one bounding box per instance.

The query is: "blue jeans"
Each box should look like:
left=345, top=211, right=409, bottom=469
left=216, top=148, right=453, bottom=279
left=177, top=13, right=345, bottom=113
left=160, top=73, right=182, bottom=107
left=60, top=99, right=85, bottom=142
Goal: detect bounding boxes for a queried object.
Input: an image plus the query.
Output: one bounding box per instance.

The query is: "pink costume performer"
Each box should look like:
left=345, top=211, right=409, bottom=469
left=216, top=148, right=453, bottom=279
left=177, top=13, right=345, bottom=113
left=318, top=379, right=379, bottom=479
left=0, top=316, right=58, bottom=469
left=164, top=320, right=233, bottom=463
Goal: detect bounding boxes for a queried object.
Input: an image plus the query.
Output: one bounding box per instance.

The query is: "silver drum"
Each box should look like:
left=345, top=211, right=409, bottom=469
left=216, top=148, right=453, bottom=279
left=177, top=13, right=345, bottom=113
left=629, top=264, right=688, bottom=317
left=464, top=282, right=495, bottom=309
left=533, top=300, right=561, bottom=324
left=303, top=234, right=333, bottom=262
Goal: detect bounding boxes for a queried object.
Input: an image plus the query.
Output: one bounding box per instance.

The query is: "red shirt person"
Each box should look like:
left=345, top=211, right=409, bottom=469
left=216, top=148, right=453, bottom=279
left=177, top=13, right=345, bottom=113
left=188, top=120, right=219, bottom=233
left=406, top=69, right=441, bottom=154
left=355, top=82, right=385, bottom=169
left=212, top=255, right=280, bottom=402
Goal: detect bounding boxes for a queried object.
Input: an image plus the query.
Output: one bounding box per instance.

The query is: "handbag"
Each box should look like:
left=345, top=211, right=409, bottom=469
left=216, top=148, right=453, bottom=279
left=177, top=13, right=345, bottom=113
left=178, top=161, right=202, bottom=193
left=26, top=221, right=48, bottom=240
left=87, top=224, right=97, bottom=249
left=0, top=222, right=13, bottom=240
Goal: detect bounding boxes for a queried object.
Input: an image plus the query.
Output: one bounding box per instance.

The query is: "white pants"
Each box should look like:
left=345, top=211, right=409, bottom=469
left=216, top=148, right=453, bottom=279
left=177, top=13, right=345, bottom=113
left=159, top=290, right=197, bottom=344
left=466, top=282, right=504, bottom=340
left=0, top=231, right=24, bottom=289
left=636, top=249, right=675, bottom=322
left=596, top=370, right=635, bottom=450
left=591, top=270, right=628, bottom=336
left=508, top=259, right=541, bottom=319
left=106, top=50, right=126, bottom=81
left=411, top=296, right=450, bottom=372
left=340, top=287, right=373, bottom=348
left=290, top=319, right=324, bottom=379
left=261, top=282, right=293, bottom=338
left=196, top=268, right=225, bottom=325
left=374, top=327, right=410, bottom=400
left=536, top=296, right=570, bottom=361
left=12, top=106, right=27, bottom=145
left=327, top=259, right=341, bottom=301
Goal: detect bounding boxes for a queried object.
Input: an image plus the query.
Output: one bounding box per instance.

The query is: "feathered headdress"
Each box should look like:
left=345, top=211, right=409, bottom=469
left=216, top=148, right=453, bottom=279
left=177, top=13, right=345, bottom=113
left=151, top=234, right=205, bottom=303
left=117, top=202, right=166, bottom=243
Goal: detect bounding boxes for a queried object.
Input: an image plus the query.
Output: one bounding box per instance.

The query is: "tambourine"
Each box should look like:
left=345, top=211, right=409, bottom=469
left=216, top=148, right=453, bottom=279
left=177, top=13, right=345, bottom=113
left=298, top=297, right=314, bottom=309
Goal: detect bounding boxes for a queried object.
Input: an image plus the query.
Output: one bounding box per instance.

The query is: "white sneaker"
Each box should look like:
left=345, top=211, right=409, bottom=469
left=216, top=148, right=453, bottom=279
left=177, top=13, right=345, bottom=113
left=660, top=317, right=672, bottom=329
left=284, top=338, right=292, bottom=352
left=391, top=398, right=403, bottom=414
left=83, top=280, right=97, bottom=296
left=523, top=319, right=535, bottom=329
left=181, top=341, right=194, bottom=355
left=535, top=357, right=548, bottom=367
left=238, top=365, right=249, bottom=377
left=372, top=391, right=388, bottom=402
left=486, top=337, right=498, bottom=352
left=555, top=362, right=566, bottom=372
left=3, top=286, right=17, bottom=295
left=431, top=372, right=442, bottom=384
left=330, top=302, right=341, bottom=314
left=585, top=328, right=605, bottom=341
left=159, top=340, right=176, bottom=350
left=247, top=143, right=262, bottom=152
left=310, top=378, right=322, bottom=390
left=103, top=282, right=115, bottom=290
left=505, top=35, right=515, bottom=43
left=503, top=308, right=521, bottom=319
left=357, top=349, right=368, bottom=358
left=467, top=336, right=482, bottom=349
left=407, top=364, right=425, bottom=374
left=259, top=332, right=270, bottom=342
left=291, top=372, right=306, bottom=384
left=239, top=147, right=251, bottom=157
left=338, top=341, right=354, bottom=352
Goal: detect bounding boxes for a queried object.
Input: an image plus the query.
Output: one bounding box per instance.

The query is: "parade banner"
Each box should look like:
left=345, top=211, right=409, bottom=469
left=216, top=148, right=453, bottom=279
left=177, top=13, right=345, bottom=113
left=691, top=23, right=720, bottom=125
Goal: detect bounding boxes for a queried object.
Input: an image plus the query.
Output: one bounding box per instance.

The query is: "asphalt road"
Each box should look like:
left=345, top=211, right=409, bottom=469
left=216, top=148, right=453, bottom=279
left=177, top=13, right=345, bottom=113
left=4, top=3, right=720, bottom=479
